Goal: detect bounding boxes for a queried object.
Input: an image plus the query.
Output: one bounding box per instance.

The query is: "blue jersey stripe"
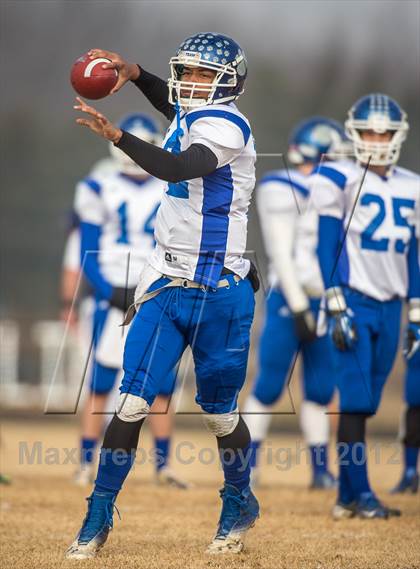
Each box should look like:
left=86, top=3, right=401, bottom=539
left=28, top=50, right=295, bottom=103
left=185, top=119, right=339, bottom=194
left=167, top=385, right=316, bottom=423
left=185, top=110, right=251, bottom=146
left=259, top=175, right=309, bottom=197
left=80, top=222, right=113, bottom=300
left=84, top=178, right=101, bottom=195
left=407, top=231, right=420, bottom=299
left=317, top=215, right=342, bottom=288
left=193, top=164, right=234, bottom=287
left=163, top=122, right=189, bottom=199
left=315, top=166, right=347, bottom=190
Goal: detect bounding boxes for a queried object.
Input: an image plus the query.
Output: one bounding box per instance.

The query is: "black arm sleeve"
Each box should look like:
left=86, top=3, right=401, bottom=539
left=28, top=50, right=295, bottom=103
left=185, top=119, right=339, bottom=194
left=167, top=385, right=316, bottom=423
left=132, top=67, right=175, bottom=121
left=115, top=131, right=218, bottom=183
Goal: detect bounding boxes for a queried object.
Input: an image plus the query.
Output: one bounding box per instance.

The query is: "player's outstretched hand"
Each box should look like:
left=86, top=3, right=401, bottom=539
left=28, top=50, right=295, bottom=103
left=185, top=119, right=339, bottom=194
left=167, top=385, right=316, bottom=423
left=74, top=97, right=122, bottom=143
left=88, top=48, right=140, bottom=94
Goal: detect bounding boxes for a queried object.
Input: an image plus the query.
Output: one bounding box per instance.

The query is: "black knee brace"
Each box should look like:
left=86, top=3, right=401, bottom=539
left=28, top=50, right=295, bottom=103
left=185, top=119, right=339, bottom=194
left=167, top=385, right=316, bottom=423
left=216, top=415, right=251, bottom=452
left=102, top=414, right=145, bottom=453
left=403, top=406, right=420, bottom=448
left=337, top=413, right=370, bottom=443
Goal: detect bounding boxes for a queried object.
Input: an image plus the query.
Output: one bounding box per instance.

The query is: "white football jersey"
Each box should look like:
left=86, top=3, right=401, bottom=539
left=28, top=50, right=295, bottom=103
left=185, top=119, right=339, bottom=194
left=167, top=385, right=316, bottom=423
left=148, top=103, right=256, bottom=288
left=257, top=168, right=324, bottom=296
left=74, top=171, right=165, bottom=287
left=311, top=160, right=420, bottom=301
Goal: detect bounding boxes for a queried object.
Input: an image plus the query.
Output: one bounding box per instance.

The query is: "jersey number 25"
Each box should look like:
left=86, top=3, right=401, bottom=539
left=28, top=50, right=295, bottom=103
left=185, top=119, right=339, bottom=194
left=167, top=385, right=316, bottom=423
left=361, top=194, right=415, bottom=253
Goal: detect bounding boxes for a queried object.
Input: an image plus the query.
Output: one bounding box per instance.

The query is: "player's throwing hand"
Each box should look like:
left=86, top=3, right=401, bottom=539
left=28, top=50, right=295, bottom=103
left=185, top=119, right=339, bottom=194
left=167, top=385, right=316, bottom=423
left=87, top=49, right=140, bottom=94
left=74, top=97, right=122, bottom=143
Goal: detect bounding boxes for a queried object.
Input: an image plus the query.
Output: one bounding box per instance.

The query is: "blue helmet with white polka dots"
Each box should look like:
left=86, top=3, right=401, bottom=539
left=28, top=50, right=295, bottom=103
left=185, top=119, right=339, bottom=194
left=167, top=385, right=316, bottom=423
left=345, top=94, right=409, bottom=166
left=168, top=33, right=247, bottom=110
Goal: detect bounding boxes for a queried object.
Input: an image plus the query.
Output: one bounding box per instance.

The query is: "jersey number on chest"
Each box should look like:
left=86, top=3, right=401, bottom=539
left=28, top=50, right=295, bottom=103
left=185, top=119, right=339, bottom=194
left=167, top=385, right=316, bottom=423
left=360, top=194, right=415, bottom=253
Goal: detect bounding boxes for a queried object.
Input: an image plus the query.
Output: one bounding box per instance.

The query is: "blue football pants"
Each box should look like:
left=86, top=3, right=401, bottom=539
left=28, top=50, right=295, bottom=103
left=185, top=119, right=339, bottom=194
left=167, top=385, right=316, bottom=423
left=252, top=289, right=335, bottom=407
left=120, top=274, right=255, bottom=414
left=334, top=288, right=402, bottom=414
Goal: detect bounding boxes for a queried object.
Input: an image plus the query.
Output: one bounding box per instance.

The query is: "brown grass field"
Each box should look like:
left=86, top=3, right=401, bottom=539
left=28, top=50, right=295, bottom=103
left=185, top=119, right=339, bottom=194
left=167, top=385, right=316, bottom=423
left=0, top=419, right=419, bottom=569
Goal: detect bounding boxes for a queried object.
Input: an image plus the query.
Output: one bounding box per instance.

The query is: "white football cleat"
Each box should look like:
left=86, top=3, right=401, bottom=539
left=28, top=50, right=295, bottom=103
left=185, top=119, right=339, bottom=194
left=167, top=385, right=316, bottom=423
left=66, top=536, right=106, bottom=560
left=155, top=466, right=191, bottom=489
left=72, top=464, right=95, bottom=487
left=332, top=501, right=356, bottom=520
left=65, top=492, right=117, bottom=560
left=206, top=484, right=259, bottom=555
left=206, top=534, right=245, bottom=555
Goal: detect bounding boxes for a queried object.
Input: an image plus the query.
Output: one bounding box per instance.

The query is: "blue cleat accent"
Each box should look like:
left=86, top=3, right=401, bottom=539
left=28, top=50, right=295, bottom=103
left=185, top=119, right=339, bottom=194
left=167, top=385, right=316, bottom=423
left=207, top=484, right=259, bottom=554
left=310, top=471, right=337, bottom=490
left=66, top=491, right=119, bottom=559
left=390, top=471, right=419, bottom=494
left=355, top=492, right=401, bottom=519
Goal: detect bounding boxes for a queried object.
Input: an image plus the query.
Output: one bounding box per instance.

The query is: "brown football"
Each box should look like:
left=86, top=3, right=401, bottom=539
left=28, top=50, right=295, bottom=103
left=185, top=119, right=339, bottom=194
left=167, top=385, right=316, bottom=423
left=70, top=53, right=118, bottom=100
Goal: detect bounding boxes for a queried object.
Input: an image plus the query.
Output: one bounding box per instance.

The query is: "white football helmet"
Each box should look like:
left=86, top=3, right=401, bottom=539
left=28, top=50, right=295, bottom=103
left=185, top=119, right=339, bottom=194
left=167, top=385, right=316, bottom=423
left=345, top=94, right=409, bottom=166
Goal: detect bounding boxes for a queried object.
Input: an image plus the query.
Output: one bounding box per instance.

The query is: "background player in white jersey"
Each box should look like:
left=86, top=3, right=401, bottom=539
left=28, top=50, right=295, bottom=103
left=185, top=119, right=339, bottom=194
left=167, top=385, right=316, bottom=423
left=390, top=251, right=420, bottom=494
left=67, top=33, right=260, bottom=558
left=60, top=157, right=118, bottom=336
left=244, top=117, right=349, bottom=489
left=61, top=210, right=85, bottom=328
left=390, top=355, right=420, bottom=495
left=60, top=158, right=117, bottom=359
left=71, top=114, right=188, bottom=489
left=310, top=93, right=420, bottom=519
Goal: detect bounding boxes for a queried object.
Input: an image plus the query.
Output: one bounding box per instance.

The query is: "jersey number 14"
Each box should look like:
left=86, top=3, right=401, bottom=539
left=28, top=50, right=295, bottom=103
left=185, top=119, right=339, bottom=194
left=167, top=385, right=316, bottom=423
left=116, top=202, right=159, bottom=244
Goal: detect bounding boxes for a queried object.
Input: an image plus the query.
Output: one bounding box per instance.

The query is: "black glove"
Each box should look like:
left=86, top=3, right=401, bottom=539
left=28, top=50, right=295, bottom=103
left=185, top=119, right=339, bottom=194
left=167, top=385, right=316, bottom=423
left=110, top=287, right=136, bottom=312
left=247, top=261, right=260, bottom=293
left=293, top=308, right=317, bottom=343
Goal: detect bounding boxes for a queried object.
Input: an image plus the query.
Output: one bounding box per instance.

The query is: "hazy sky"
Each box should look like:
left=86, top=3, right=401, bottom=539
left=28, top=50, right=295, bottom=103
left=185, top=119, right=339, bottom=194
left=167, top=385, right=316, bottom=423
left=1, top=0, right=419, bottom=110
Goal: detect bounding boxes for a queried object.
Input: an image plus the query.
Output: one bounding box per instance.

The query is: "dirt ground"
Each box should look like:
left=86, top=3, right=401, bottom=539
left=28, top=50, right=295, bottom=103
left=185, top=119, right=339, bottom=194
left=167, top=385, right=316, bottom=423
left=0, top=419, right=419, bottom=569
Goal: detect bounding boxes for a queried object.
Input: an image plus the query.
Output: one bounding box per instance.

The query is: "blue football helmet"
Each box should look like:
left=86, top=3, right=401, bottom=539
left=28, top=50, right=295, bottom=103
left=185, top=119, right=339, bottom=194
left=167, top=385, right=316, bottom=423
left=110, top=113, right=163, bottom=176
left=168, top=32, right=247, bottom=109
left=287, top=116, right=351, bottom=165
left=345, top=93, right=409, bottom=166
